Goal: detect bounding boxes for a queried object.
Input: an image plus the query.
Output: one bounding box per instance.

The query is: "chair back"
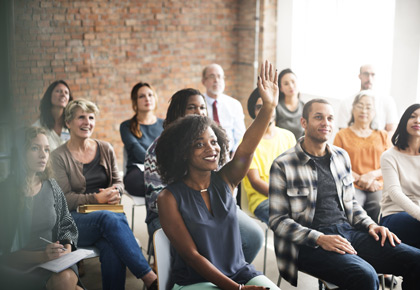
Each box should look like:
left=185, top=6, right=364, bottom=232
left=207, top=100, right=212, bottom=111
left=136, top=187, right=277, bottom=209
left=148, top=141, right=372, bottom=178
left=240, top=182, right=254, bottom=217
left=153, top=228, right=172, bottom=290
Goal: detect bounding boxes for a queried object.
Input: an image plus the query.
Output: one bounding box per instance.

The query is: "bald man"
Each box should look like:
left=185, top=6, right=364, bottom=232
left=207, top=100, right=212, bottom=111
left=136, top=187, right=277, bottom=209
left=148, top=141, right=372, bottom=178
left=337, top=64, right=398, bottom=134
left=202, top=64, right=246, bottom=153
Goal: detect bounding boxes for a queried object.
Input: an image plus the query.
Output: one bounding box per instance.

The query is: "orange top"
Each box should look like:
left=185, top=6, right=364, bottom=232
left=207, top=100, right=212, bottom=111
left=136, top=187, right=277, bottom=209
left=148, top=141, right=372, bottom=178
left=333, top=128, right=391, bottom=190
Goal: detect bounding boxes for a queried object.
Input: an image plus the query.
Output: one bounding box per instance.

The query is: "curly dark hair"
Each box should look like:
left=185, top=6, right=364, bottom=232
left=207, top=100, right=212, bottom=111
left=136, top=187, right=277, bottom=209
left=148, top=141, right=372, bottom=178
left=39, top=80, right=73, bottom=130
left=155, top=115, right=229, bottom=184
left=392, top=103, right=420, bottom=152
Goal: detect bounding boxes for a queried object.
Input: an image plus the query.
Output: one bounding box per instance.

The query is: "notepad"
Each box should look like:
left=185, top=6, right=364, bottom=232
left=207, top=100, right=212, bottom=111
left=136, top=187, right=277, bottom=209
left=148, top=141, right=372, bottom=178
left=24, top=248, right=94, bottom=273
left=77, top=204, right=124, bottom=213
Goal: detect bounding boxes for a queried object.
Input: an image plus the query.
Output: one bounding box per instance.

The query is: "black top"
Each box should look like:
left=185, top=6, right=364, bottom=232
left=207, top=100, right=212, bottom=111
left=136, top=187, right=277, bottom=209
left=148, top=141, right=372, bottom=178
left=83, top=148, right=109, bottom=194
left=306, top=152, right=349, bottom=229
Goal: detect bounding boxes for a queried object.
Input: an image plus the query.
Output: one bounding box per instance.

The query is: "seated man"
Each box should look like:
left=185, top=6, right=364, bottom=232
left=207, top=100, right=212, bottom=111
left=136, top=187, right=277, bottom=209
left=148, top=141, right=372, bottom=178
left=269, top=98, right=420, bottom=289
left=242, top=89, right=296, bottom=224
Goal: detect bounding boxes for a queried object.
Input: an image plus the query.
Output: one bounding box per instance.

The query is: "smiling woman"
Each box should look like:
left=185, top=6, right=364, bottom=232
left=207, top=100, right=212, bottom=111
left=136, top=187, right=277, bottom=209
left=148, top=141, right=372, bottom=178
left=33, top=80, right=74, bottom=151
left=154, top=61, right=281, bottom=290
left=51, top=99, right=158, bottom=290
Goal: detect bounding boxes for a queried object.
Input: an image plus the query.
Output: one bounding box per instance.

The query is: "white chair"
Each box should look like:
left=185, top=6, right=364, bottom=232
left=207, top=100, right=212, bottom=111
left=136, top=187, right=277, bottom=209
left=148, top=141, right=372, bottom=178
left=153, top=229, right=172, bottom=290
left=122, top=147, right=146, bottom=232
left=240, top=184, right=269, bottom=275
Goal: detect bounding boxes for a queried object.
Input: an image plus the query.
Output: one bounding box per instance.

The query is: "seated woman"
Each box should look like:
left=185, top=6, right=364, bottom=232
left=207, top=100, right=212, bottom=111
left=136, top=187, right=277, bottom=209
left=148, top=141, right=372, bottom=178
left=33, top=80, right=73, bottom=151
left=51, top=99, right=157, bottom=290
left=155, top=61, right=280, bottom=290
left=334, top=91, right=390, bottom=222
left=144, top=88, right=264, bottom=264
left=380, top=103, right=420, bottom=249
left=120, top=82, right=164, bottom=197
left=242, top=89, right=296, bottom=225
left=0, top=127, right=82, bottom=289
left=275, top=68, right=305, bottom=139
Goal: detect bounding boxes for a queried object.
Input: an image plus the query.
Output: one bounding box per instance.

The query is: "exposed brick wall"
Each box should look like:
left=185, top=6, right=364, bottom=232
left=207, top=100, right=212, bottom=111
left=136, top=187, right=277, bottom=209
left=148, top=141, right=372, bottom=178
left=10, top=0, right=276, bottom=168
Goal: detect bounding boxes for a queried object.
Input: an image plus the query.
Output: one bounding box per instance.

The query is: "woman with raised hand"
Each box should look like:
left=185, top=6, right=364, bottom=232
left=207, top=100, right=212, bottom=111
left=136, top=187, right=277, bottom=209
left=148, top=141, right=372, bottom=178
left=33, top=80, right=73, bottom=151
left=380, top=103, right=420, bottom=249
left=155, top=61, right=280, bottom=290
left=51, top=99, right=157, bottom=290
left=334, top=91, right=391, bottom=222
left=120, top=82, right=164, bottom=197
left=144, top=88, right=264, bottom=264
left=0, top=127, right=82, bottom=289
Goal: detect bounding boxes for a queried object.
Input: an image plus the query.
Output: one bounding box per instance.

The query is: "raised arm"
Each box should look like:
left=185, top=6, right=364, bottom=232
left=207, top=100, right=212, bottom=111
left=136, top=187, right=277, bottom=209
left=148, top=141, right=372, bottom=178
left=220, top=61, right=278, bottom=189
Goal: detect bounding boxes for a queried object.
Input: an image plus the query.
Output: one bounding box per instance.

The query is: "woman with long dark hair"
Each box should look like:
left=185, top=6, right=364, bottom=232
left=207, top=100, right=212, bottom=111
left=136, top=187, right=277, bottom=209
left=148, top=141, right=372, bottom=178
left=33, top=80, right=73, bottom=151
left=275, top=68, right=304, bottom=139
left=120, top=82, right=163, bottom=197
left=380, top=103, right=420, bottom=249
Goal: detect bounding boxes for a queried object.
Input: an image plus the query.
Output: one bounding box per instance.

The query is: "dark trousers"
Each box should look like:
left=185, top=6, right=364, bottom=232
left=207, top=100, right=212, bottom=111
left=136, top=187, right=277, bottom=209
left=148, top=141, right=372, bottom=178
left=297, top=223, right=420, bottom=290
left=124, top=166, right=145, bottom=197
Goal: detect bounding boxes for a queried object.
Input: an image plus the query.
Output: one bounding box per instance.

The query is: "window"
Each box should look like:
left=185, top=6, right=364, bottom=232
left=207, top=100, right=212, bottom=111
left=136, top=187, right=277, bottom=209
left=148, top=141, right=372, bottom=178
left=287, top=0, right=396, bottom=100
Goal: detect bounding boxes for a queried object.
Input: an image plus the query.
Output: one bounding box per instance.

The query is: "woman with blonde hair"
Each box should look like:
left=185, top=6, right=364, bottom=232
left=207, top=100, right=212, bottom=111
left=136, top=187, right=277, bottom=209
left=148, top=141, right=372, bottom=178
left=52, top=99, right=157, bottom=290
left=120, top=82, right=164, bottom=197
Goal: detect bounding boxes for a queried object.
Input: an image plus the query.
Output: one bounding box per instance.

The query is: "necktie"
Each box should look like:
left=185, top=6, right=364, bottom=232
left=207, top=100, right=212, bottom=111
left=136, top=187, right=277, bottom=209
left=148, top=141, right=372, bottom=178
left=212, top=101, right=220, bottom=124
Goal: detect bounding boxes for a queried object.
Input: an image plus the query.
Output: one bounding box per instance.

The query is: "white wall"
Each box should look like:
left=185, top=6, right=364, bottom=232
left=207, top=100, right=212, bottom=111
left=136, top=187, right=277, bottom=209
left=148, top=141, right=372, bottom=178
left=391, top=0, right=420, bottom=114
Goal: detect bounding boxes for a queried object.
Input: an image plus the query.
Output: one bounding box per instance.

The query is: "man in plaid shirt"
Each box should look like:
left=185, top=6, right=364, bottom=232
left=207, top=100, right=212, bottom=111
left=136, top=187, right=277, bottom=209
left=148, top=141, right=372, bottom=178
left=269, top=99, right=420, bottom=289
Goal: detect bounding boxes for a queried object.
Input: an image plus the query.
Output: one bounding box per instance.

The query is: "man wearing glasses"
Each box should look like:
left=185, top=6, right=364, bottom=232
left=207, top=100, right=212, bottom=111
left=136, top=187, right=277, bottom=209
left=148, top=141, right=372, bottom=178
left=202, top=63, right=246, bottom=155
left=337, top=64, right=398, bottom=134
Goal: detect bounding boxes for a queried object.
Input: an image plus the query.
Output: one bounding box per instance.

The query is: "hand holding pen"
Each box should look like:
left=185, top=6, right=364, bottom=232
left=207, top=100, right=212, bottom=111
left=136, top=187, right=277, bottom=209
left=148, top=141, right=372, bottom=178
left=39, top=237, right=68, bottom=260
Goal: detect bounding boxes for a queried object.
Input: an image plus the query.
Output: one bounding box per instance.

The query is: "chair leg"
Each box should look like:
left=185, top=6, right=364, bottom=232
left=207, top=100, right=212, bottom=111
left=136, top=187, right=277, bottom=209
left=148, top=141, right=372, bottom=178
left=131, top=205, right=135, bottom=232
left=277, top=275, right=281, bottom=287
left=379, top=274, right=385, bottom=290
left=263, top=228, right=268, bottom=275
left=389, top=275, right=395, bottom=290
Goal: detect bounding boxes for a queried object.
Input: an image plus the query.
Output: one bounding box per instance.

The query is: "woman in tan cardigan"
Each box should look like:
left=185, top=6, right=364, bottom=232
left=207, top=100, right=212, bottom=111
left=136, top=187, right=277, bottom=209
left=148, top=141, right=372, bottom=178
left=51, top=99, right=157, bottom=290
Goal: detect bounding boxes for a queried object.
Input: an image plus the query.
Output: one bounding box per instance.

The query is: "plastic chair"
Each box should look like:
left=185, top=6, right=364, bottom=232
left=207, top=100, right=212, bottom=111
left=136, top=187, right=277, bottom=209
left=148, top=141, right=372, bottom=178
left=122, top=147, right=146, bottom=232
left=153, top=228, right=172, bottom=290
left=240, top=183, right=269, bottom=274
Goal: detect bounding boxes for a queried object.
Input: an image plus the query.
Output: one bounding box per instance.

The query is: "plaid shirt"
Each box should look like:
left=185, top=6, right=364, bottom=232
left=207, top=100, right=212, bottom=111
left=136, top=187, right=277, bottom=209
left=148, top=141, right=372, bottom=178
left=269, top=138, right=374, bottom=286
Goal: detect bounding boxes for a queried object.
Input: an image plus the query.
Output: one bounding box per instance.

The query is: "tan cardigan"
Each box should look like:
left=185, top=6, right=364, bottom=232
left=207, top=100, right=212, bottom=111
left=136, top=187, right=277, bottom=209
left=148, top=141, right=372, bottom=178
left=51, top=139, right=124, bottom=211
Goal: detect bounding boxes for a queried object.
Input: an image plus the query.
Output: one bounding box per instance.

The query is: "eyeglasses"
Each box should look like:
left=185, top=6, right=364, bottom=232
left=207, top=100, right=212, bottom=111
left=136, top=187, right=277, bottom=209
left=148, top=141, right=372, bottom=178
left=355, top=104, right=373, bottom=111
left=205, top=74, right=225, bottom=81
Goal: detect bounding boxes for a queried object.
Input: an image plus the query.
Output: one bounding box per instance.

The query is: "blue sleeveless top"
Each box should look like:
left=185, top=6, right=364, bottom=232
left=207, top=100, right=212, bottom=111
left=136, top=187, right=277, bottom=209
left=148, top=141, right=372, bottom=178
left=166, top=172, right=260, bottom=286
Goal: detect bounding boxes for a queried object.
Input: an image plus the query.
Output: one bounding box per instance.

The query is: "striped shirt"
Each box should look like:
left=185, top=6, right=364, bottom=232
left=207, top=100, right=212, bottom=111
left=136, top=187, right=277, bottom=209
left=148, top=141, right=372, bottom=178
left=269, top=138, right=374, bottom=286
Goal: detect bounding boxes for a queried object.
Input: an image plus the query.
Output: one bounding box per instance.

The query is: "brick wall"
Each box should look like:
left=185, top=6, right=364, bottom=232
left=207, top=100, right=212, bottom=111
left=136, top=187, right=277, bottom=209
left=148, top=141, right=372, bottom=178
left=10, top=0, right=276, bottom=168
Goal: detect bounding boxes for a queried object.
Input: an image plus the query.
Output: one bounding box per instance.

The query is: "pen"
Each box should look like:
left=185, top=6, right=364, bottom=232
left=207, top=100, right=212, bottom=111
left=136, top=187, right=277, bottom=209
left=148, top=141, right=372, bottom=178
left=39, top=237, right=66, bottom=251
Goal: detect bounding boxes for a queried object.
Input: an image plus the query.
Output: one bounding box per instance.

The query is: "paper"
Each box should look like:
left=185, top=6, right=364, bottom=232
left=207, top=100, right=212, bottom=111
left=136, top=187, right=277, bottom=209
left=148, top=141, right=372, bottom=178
left=25, top=248, right=94, bottom=273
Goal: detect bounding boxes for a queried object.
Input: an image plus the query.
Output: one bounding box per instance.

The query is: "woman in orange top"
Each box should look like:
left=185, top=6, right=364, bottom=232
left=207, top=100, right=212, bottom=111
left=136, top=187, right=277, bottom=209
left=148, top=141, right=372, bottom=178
left=334, top=91, right=391, bottom=222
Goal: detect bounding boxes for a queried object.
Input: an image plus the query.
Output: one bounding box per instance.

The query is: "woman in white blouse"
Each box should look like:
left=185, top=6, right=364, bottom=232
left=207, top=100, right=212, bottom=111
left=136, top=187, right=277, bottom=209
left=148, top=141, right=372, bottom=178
left=380, top=103, right=420, bottom=248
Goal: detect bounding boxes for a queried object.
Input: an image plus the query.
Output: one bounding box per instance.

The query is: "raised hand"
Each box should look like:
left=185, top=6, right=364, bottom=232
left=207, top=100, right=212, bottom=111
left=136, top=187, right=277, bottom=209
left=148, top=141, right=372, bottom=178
left=257, top=60, right=279, bottom=109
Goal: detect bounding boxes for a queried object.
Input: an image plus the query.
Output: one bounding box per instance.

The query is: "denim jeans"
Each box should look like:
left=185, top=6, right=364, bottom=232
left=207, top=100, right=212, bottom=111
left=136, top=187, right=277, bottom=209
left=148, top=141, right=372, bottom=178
left=253, top=199, right=269, bottom=225
left=381, top=212, right=420, bottom=249
left=146, top=206, right=263, bottom=264
left=297, top=223, right=420, bottom=290
left=71, top=211, right=152, bottom=290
